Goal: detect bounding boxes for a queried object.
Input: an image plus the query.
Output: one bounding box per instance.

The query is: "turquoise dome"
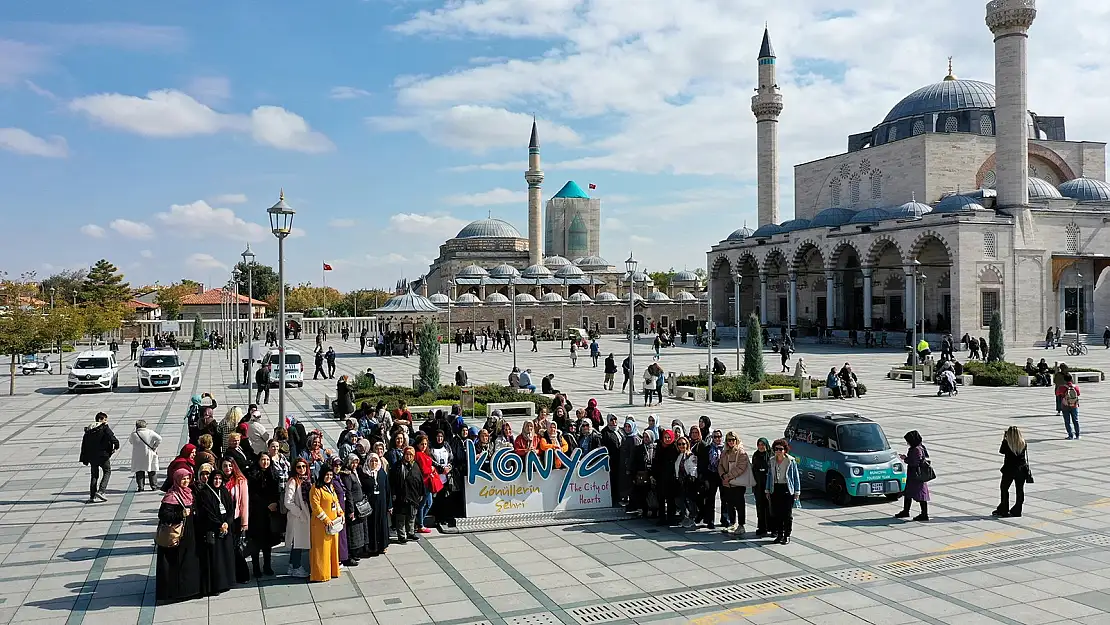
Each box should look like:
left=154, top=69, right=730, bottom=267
left=811, top=207, right=857, bottom=228
left=552, top=181, right=590, bottom=199
left=933, top=195, right=985, bottom=213
left=849, top=207, right=890, bottom=224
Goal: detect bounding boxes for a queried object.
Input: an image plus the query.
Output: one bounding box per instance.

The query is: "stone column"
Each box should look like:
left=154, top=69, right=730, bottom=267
left=862, top=267, right=874, bottom=330
left=759, top=272, right=768, bottom=325
left=788, top=271, right=798, bottom=329
left=825, top=273, right=836, bottom=329
left=986, top=0, right=1036, bottom=209
left=903, top=265, right=914, bottom=329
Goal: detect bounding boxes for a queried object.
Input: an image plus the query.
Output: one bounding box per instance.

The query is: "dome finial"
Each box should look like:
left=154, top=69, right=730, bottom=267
left=944, top=56, right=956, bottom=81
left=912, top=191, right=917, bottom=202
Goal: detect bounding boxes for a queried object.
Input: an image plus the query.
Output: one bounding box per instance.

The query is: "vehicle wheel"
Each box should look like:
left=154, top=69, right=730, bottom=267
left=826, top=474, right=853, bottom=506
left=21, top=370, right=30, bottom=376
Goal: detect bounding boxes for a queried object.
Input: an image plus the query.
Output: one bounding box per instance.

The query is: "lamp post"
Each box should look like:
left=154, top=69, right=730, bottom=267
left=268, top=190, right=295, bottom=425
left=560, top=275, right=567, bottom=349
left=732, top=268, right=742, bottom=372
left=911, top=260, right=920, bottom=389
left=707, top=272, right=714, bottom=402
left=233, top=269, right=242, bottom=379
left=918, top=271, right=926, bottom=348
left=1075, top=272, right=1083, bottom=343
left=625, top=253, right=637, bottom=406
left=447, top=278, right=454, bottom=365
left=510, top=278, right=518, bottom=370
left=50, top=288, right=57, bottom=371
left=242, top=244, right=255, bottom=399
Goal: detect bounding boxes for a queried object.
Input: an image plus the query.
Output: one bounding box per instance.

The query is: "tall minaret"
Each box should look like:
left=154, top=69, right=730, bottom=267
left=525, top=118, right=544, bottom=267
left=752, top=26, right=783, bottom=227
left=986, top=0, right=1036, bottom=210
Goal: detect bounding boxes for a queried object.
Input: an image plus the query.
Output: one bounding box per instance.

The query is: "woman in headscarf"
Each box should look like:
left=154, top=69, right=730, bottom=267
left=645, top=414, right=659, bottom=438
left=896, top=430, right=931, bottom=522
left=186, top=395, right=203, bottom=445
left=631, top=429, right=656, bottom=517
left=751, top=438, right=772, bottom=537
left=282, top=458, right=312, bottom=578
left=493, top=420, right=515, bottom=452
left=337, top=424, right=359, bottom=461
left=538, top=421, right=570, bottom=468
left=195, top=464, right=236, bottom=596
left=584, top=399, right=603, bottom=428
left=670, top=419, right=686, bottom=439
left=514, top=420, right=540, bottom=457
left=219, top=456, right=251, bottom=583
left=995, top=426, right=1030, bottom=518
left=162, top=444, right=196, bottom=490
left=653, top=429, right=678, bottom=525
left=308, top=462, right=342, bottom=582
left=336, top=375, right=355, bottom=419
left=358, top=452, right=391, bottom=556
left=552, top=405, right=570, bottom=433
left=340, top=454, right=369, bottom=564
left=697, top=416, right=712, bottom=441
left=328, top=457, right=351, bottom=565
left=482, top=412, right=501, bottom=437
left=218, top=406, right=244, bottom=455
left=130, top=419, right=162, bottom=492
left=155, top=468, right=201, bottom=602
left=246, top=452, right=281, bottom=577
left=413, top=434, right=441, bottom=533
left=619, top=416, right=640, bottom=507
left=717, top=432, right=753, bottom=536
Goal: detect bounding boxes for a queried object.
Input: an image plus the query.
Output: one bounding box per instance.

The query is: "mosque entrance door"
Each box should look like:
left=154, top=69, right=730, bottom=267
left=634, top=315, right=645, bottom=333
left=1063, top=287, right=1085, bottom=333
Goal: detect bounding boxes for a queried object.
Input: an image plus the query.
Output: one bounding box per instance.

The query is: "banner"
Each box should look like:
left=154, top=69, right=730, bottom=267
left=161, top=321, right=180, bottom=335
left=464, top=441, right=612, bottom=517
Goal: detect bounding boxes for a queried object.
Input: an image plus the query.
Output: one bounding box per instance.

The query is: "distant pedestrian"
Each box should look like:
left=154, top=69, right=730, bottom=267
left=590, top=339, right=600, bottom=367
left=531, top=331, right=538, bottom=352
left=130, top=339, right=139, bottom=360
left=256, top=365, right=271, bottom=404
left=325, top=347, right=337, bottom=379
left=994, top=426, right=1030, bottom=518
left=455, top=366, right=468, bottom=387
left=604, top=354, right=617, bottom=390
left=1056, top=374, right=1081, bottom=439
left=570, top=343, right=578, bottom=367
left=313, top=350, right=326, bottom=380
left=81, top=412, right=119, bottom=503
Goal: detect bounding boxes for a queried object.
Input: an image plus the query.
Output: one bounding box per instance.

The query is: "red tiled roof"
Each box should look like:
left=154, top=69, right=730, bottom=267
left=181, top=288, right=268, bottom=306
left=128, top=300, right=159, bottom=311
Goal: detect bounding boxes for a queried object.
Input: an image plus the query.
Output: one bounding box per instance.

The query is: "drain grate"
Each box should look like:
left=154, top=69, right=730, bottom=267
left=702, top=584, right=756, bottom=604
left=567, top=604, right=625, bottom=624
left=613, top=597, right=671, bottom=618
left=461, top=622, right=495, bottom=625
left=913, top=556, right=964, bottom=572
left=874, top=561, right=925, bottom=577
left=827, top=568, right=880, bottom=584
left=657, top=591, right=717, bottom=611
left=1075, top=534, right=1110, bottom=547
left=739, top=579, right=795, bottom=598
left=780, top=574, right=836, bottom=592
left=874, top=537, right=1088, bottom=578
left=506, top=614, right=560, bottom=625
left=948, top=552, right=998, bottom=567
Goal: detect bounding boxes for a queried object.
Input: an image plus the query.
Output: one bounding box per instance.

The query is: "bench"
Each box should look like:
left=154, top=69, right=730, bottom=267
left=818, top=386, right=832, bottom=400
left=1018, top=375, right=1032, bottom=387
left=888, top=368, right=922, bottom=381
left=1074, top=371, right=1102, bottom=383
left=751, top=388, right=795, bottom=403
left=674, top=385, right=707, bottom=402
left=487, top=401, right=536, bottom=418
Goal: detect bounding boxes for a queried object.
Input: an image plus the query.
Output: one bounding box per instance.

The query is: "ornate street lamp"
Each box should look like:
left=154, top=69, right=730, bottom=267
left=733, top=267, right=742, bottom=372
left=242, top=243, right=255, bottom=398
left=625, top=253, right=637, bottom=406
left=268, top=190, right=295, bottom=424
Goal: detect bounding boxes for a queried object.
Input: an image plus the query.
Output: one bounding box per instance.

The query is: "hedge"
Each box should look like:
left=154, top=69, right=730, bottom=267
left=673, top=373, right=867, bottom=403
left=352, top=382, right=552, bottom=415
left=964, top=361, right=1104, bottom=386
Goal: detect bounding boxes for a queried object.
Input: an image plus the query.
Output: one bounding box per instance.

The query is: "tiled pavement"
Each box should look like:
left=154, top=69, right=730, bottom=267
left=2, top=335, right=1110, bottom=625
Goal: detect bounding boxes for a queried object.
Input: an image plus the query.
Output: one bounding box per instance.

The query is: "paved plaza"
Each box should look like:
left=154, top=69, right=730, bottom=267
left=3, top=334, right=1110, bottom=625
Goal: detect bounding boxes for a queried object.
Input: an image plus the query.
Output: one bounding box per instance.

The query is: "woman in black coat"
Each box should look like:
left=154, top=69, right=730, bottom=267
left=336, top=376, right=355, bottom=418
left=652, top=429, right=679, bottom=525
left=246, top=453, right=281, bottom=577
left=155, top=468, right=201, bottom=602
left=994, top=426, right=1030, bottom=518
left=340, top=454, right=370, bottom=560
left=750, top=438, right=772, bottom=537
left=194, top=466, right=236, bottom=596
left=358, top=453, right=392, bottom=555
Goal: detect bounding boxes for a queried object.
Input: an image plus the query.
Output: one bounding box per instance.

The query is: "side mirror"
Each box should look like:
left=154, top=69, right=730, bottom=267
left=134, top=363, right=139, bottom=367
left=67, top=364, right=73, bottom=370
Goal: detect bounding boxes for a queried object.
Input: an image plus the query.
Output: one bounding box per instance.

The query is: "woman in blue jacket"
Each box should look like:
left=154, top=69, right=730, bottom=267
left=764, top=438, right=801, bottom=545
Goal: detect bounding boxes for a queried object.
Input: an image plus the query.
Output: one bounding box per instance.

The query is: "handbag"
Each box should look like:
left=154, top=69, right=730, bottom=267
left=730, top=464, right=756, bottom=488
left=154, top=494, right=185, bottom=548
left=1023, top=448, right=1034, bottom=484
left=355, top=498, right=373, bottom=517
left=909, top=459, right=936, bottom=483
left=325, top=516, right=345, bottom=536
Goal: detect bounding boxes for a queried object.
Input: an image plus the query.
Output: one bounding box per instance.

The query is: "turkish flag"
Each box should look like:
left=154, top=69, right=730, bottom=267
left=323, top=262, right=333, bottom=271
left=588, top=183, right=597, bottom=190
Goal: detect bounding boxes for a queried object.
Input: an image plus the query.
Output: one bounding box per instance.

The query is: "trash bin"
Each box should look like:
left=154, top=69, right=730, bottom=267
left=800, top=377, right=812, bottom=398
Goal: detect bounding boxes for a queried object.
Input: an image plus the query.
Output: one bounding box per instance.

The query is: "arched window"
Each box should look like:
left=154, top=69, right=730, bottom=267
left=980, top=115, right=994, bottom=135
left=983, top=170, right=997, bottom=188
left=849, top=175, right=861, bottom=206
left=859, top=159, right=871, bottom=174
left=912, top=120, right=925, bottom=136
left=830, top=178, right=842, bottom=207
left=1066, top=223, right=1080, bottom=254
left=870, top=170, right=882, bottom=200
left=983, top=232, right=997, bottom=259
left=839, top=164, right=852, bottom=179
left=888, top=126, right=898, bottom=142
left=945, top=116, right=958, bottom=133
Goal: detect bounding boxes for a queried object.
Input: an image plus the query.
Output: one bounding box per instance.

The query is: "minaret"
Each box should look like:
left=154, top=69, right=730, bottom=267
left=525, top=118, right=544, bottom=267
left=751, top=26, right=783, bottom=227
left=986, top=0, right=1036, bottom=210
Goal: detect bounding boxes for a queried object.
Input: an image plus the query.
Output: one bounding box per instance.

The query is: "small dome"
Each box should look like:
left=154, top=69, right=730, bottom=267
left=455, top=218, right=522, bottom=239
left=647, top=291, right=672, bottom=302
left=595, top=292, right=618, bottom=302
left=488, top=264, right=520, bottom=278
left=779, top=218, right=812, bottom=233
left=1059, top=178, right=1110, bottom=202
left=849, top=207, right=891, bottom=224
left=624, top=292, right=645, bottom=302
left=574, top=255, right=610, bottom=270
left=543, top=255, right=571, bottom=268
left=456, top=264, right=489, bottom=278
left=554, top=264, right=584, bottom=278
left=673, top=291, right=697, bottom=302
left=568, top=292, right=593, bottom=303
left=811, top=207, right=857, bottom=228
left=513, top=293, right=538, bottom=304
left=521, top=264, right=552, bottom=279
left=933, top=195, right=985, bottom=214
left=540, top=292, right=564, bottom=303
left=485, top=292, right=511, bottom=305
left=887, top=201, right=933, bottom=220
left=1029, top=177, right=1064, bottom=200
left=672, top=270, right=699, bottom=283
left=631, top=271, right=650, bottom=283
left=455, top=293, right=481, bottom=305
left=428, top=293, right=450, bottom=305
left=751, top=223, right=783, bottom=238
left=727, top=226, right=754, bottom=241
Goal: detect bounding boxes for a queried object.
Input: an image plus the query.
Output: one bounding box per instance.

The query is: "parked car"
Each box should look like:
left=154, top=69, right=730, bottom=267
left=261, top=348, right=303, bottom=387
left=68, top=350, right=120, bottom=392
left=783, top=412, right=904, bottom=505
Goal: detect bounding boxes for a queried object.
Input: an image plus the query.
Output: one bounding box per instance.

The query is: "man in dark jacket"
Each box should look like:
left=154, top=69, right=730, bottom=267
left=313, top=349, right=326, bottom=380
left=325, top=347, right=337, bottom=379
left=80, top=412, right=119, bottom=503
left=255, top=364, right=270, bottom=404
left=389, top=447, right=424, bottom=543
left=455, top=366, right=468, bottom=386
left=604, top=354, right=617, bottom=390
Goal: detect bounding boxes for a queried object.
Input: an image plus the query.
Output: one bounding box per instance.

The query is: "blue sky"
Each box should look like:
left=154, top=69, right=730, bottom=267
left=1, top=0, right=1105, bottom=291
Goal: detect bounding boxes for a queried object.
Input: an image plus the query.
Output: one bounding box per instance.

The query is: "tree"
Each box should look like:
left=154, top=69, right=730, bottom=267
left=234, top=261, right=279, bottom=302
left=331, top=289, right=393, bottom=317
left=417, top=319, right=441, bottom=393
left=0, top=275, right=52, bottom=395
left=192, top=314, right=205, bottom=343
left=84, top=302, right=126, bottom=344
left=46, top=305, right=85, bottom=351
left=741, top=314, right=766, bottom=382
left=988, top=311, right=1004, bottom=363
left=281, top=284, right=343, bottom=314
left=154, top=282, right=196, bottom=321
left=649, top=270, right=674, bottom=293
left=82, top=259, right=130, bottom=305
left=40, top=269, right=88, bottom=304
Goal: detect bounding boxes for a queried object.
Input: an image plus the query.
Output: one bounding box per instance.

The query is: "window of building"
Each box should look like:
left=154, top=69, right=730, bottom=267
left=840, top=164, right=852, bottom=178
left=552, top=317, right=562, bottom=330
left=870, top=170, right=882, bottom=200
left=660, top=315, right=669, bottom=328
left=980, top=115, right=994, bottom=135
left=1066, top=222, right=1080, bottom=254
left=912, top=120, right=925, bottom=136
left=887, top=126, right=897, bottom=142
left=859, top=158, right=871, bottom=174
left=849, top=175, right=861, bottom=206
left=524, top=317, right=533, bottom=330
left=983, top=232, right=997, bottom=259
left=607, top=316, right=616, bottom=329
left=984, top=170, right=996, bottom=188
left=945, top=116, right=958, bottom=133
left=830, top=178, right=842, bottom=207
left=981, top=290, right=1000, bottom=327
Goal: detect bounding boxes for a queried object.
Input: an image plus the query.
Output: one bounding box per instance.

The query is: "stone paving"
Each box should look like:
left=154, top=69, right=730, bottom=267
left=2, top=334, right=1110, bottom=625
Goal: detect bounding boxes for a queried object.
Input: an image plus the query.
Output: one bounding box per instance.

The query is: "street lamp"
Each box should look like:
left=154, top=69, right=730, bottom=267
left=1075, top=272, right=1083, bottom=343
left=911, top=260, right=920, bottom=389
left=510, top=277, right=518, bottom=370
left=707, top=272, right=714, bottom=402
left=447, top=278, right=454, bottom=365
left=268, top=189, right=295, bottom=425
left=232, top=268, right=241, bottom=378
left=242, top=243, right=255, bottom=399
left=625, top=253, right=637, bottom=406
left=50, top=288, right=57, bottom=371
left=732, top=267, right=742, bottom=372
left=560, top=275, right=567, bottom=349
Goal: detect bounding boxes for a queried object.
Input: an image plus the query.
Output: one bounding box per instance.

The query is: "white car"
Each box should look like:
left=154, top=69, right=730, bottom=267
left=68, top=350, right=120, bottom=392
left=135, top=348, right=183, bottom=391
left=261, top=349, right=303, bottom=387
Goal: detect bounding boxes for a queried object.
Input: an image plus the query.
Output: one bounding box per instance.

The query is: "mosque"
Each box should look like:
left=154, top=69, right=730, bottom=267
left=708, top=0, right=1110, bottom=345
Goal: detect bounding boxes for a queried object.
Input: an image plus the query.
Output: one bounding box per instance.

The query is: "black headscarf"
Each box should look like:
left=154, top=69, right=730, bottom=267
left=314, top=463, right=335, bottom=488
left=431, top=430, right=447, bottom=449
left=904, top=430, right=923, bottom=448
left=698, top=416, right=712, bottom=440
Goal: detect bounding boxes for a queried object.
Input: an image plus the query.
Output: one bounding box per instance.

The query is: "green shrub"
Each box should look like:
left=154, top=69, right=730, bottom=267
left=965, top=361, right=1022, bottom=386
left=417, top=319, right=441, bottom=393
left=742, top=314, right=765, bottom=382
left=192, top=314, right=204, bottom=343
left=352, top=383, right=552, bottom=414
left=988, top=311, right=1005, bottom=362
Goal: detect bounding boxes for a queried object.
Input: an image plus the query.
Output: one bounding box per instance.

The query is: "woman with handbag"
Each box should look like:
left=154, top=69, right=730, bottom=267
left=994, top=427, right=1030, bottom=518
left=282, top=458, right=312, bottom=578
left=195, top=464, right=236, bottom=596
left=340, top=454, right=370, bottom=564
left=674, top=437, right=699, bottom=528
left=327, top=457, right=352, bottom=566
left=896, top=430, right=932, bottom=522
left=219, top=457, right=251, bottom=582
left=129, top=419, right=162, bottom=492
left=717, top=432, right=753, bottom=537
left=751, top=438, right=772, bottom=537
left=630, top=429, right=656, bottom=517
left=246, top=453, right=281, bottom=577
left=359, top=453, right=391, bottom=555
left=155, top=468, right=201, bottom=602
left=309, top=463, right=342, bottom=582
left=413, top=434, right=442, bottom=533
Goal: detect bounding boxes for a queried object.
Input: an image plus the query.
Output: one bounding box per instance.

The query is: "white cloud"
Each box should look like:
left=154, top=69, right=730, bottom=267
left=329, top=218, right=357, bottom=228
left=80, top=224, right=106, bottom=238
left=444, top=187, right=524, bottom=206
left=24, top=80, right=57, bottom=101
left=0, top=40, right=51, bottom=84
left=370, top=105, right=579, bottom=152
left=210, top=193, right=248, bottom=205
left=185, top=253, right=227, bottom=272
left=366, top=253, right=410, bottom=265
left=69, top=89, right=334, bottom=153
left=185, top=76, right=231, bottom=105
left=445, top=161, right=521, bottom=173
left=139, top=249, right=153, bottom=259
left=388, top=212, right=468, bottom=239
left=155, top=200, right=269, bottom=242
left=329, top=86, right=371, bottom=99
left=0, top=127, right=68, bottom=157
left=109, top=219, right=154, bottom=239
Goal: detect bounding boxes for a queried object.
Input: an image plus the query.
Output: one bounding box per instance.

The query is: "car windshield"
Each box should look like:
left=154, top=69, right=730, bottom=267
left=74, top=358, right=110, bottom=369
left=274, top=354, right=301, bottom=365
left=140, top=355, right=180, bottom=368
left=836, top=423, right=889, bottom=453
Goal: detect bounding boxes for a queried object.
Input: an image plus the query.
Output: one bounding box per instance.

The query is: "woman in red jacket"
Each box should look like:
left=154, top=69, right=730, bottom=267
left=412, top=433, right=441, bottom=534
left=514, top=420, right=540, bottom=457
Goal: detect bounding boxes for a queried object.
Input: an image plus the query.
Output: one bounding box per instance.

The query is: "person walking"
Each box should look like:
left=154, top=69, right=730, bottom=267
left=570, top=342, right=578, bottom=367
left=255, top=364, right=271, bottom=404
left=642, top=365, right=656, bottom=407
left=325, top=347, right=337, bottom=379
left=766, top=439, right=800, bottom=544
left=530, top=331, right=538, bottom=352
left=621, top=355, right=632, bottom=393
left=313, top=349, right=326, bottom=380
left=454, top=366, right=468, bottom=387
left=779, top=341, right=790, bottom=373
left=129, top=419, right=162, bottom=492
left=590, top=339, right=600, bottom=367
left=81, top=412, right=119, bottom=503
left=604, top=354, right=617, bottom=390
left=994, top=426, right=1031, bottom=518
left=896, top=430, right=931, bottom=522
left=1056, top=373, right=1081, bottom=439
left=360, top=328, right=368, bottom=355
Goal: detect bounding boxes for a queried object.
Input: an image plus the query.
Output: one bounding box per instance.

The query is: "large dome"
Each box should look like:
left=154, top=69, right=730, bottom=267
left=455, top=218, right=522, bottom=239
left=883, top=79, right=995, bottom=123
left=1059, top=178, right=1110, bottom=202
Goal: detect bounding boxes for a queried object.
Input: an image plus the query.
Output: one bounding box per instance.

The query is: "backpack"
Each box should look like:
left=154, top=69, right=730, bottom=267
left=186, top=404, right=200, bottom=428
left=1064, top=384, right=1080, bottom=408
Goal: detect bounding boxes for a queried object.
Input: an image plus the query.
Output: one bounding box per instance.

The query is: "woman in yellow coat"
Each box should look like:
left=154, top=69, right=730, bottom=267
left=309, top=463, right=342, bottom=582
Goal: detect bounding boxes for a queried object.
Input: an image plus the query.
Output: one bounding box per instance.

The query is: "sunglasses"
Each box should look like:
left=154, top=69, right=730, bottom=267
left=713, top=434, right=723, bottom=438
left=773, top=447, right=785, bottom=452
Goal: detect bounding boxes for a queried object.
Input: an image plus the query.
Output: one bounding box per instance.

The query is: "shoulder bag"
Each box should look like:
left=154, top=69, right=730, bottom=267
left=1023, top=448, right=1034, bottom=484
left=355, top=498, right=373, bottom=517
left=909, top=458, right=936, bottom=483
left=326, top=515, right=345, bottom=536
left=154, top=494, right=185, bottom=548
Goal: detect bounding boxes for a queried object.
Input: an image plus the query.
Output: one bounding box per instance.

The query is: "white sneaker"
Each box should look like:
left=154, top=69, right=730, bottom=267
left=287, top=566, right=305, bottom=578
left=721, top=523, right=735, bottom=534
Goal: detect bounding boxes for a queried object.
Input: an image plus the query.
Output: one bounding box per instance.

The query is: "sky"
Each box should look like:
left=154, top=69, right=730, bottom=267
left=2, top=0, right=1109, bottom=292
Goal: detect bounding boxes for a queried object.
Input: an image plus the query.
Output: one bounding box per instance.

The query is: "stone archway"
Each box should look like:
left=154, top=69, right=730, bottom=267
left=734, top=253, right=760, bottom=328
left=709, top=254, right=734, bottom=328
left=792, top=241, right=826, bottom=332
left=762, top=249, right=789, bottom=329
left=909, top=232, right=955, bottom=334
left=866, top=236, right=906, bottom=329
left=830, top=241, right=864, bottom=330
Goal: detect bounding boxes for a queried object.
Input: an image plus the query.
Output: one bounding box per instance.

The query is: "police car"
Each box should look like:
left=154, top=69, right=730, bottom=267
left=261, top=348, right=303, bottom=387
left=68, top=350, right=120, bottom=393
left=135, top=348, right=183, bottom=391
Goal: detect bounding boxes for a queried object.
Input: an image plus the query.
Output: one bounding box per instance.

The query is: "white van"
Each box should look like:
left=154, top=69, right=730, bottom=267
left=261, top=348, right=303, bottom=387
left=135, top=348, right=183, bottom=391
left=68, top=350, right=120, bottom=392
